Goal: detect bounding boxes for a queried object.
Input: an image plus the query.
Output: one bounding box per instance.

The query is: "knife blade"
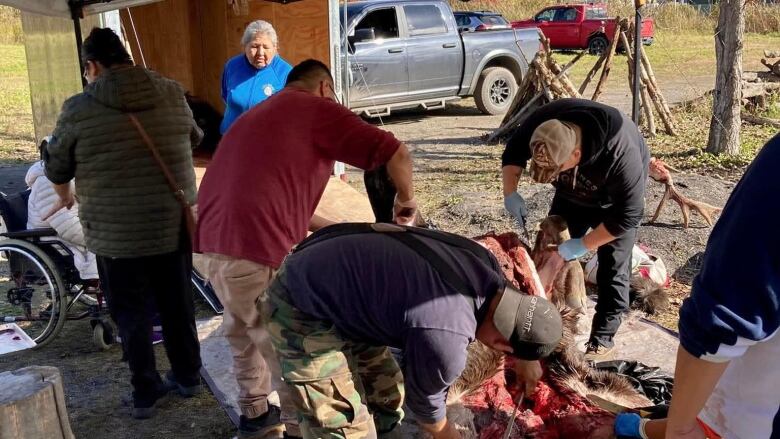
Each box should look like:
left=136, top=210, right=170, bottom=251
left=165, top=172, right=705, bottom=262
left=502, top=390, right=525, bottom=439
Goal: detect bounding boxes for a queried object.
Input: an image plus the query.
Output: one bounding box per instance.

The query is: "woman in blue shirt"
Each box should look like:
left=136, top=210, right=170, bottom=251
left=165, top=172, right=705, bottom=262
left=220, top=20, right=292, bottom=134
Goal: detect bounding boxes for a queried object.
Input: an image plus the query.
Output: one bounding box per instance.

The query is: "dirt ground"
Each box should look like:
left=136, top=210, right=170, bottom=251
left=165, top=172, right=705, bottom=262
left=0, top=78, right=745, bottom=438
left=347, top=92, right=738, bottom=334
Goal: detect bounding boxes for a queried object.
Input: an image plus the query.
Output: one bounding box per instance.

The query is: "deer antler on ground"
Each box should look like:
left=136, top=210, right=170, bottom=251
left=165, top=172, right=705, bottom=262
left=648, top=158, right=722, bottom=228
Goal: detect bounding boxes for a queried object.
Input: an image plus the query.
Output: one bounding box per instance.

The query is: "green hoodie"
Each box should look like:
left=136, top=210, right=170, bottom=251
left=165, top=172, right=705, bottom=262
left=45, top=65, right=202, bottom=258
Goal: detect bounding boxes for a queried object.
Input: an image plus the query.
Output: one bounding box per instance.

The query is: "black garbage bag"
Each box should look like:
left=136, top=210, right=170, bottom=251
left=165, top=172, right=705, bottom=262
left=594, top=360, right=674, bottom=406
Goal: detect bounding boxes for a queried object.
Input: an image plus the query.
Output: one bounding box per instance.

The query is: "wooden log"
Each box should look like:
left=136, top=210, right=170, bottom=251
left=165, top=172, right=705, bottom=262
left=742, top=71, right=759, bottom=82
left=535, top=54, right=569, bottom=97
left=0, top=366, right=74, bottom=439
left=579, top=51, right=608, bottom=95
left=641, top=83, right=657, bottom=136
left=591, top=17, right=622, bottom=101
left=761, top=58, right=780, bottom=77
left=547, top=52, right=585, bottom=98
left=489, top=52, right=586, bottom=142
left=621, top=31, right=677, bottom=135
left=639, top=43, right=675, bottom=126
left=743, top=113, right=780, bottom=128
left=502, top=67, right=537, bottom=126
left=743, top=81, right=780, bottom=98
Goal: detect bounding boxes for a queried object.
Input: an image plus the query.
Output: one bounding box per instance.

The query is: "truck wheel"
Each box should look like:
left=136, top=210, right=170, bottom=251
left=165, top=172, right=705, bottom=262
left=588, top=36, right=609, bottom=55
left=474, top=67, right=517, bottom=115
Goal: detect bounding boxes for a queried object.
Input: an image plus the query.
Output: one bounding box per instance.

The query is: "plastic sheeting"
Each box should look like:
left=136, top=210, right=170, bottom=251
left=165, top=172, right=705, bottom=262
left=0, top=0, right=162, bottom=18
left=595, top=360, right=675, bottom=406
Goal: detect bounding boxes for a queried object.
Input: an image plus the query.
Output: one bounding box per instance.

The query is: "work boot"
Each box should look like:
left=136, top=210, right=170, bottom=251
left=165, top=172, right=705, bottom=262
left=164, top=370, right=202, bottom=397
left=131, top=379, right=177, bottom=419
left=584, top=341, right=615, bottom=363
left=239, top=405, right=285, bottom=439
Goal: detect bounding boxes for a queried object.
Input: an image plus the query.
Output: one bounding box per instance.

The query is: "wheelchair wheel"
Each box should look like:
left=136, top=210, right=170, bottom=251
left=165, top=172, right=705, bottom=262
left=0, top=239, right=67, bottom=348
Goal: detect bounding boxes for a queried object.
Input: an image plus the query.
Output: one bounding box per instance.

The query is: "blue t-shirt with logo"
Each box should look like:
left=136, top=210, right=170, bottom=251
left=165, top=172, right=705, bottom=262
left=220, top=54, right=292, bottom=134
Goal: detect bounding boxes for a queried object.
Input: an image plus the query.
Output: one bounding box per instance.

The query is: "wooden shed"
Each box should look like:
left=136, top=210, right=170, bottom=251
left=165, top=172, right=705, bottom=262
left=120, top=0, right=341, bottom=114
left=0, top=0, right=344, bottom=142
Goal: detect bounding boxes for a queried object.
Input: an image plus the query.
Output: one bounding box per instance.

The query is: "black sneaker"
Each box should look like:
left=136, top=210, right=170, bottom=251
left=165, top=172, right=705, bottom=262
left=238, top=405, right=285, bottom=439
left=131, top=380, right=177, bottom=419
left=164, top=371, right=202, bottom=397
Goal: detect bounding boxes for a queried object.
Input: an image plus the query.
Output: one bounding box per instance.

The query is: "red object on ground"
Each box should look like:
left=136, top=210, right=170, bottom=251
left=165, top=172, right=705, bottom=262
left=469, top=232, right=616, bottom=438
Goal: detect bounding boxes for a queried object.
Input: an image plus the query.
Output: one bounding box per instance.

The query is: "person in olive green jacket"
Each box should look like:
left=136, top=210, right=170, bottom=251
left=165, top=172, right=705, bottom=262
left=44, top=27, right=203, bottom=420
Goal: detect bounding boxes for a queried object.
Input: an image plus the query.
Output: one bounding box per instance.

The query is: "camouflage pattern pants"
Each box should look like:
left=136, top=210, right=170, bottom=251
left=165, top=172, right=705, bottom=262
left=263, top=272, right=405, bottom=439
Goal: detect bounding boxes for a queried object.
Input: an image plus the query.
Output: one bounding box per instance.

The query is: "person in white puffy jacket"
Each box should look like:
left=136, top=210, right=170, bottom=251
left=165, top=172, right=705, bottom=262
left=25, top=160, right=98, bottom=280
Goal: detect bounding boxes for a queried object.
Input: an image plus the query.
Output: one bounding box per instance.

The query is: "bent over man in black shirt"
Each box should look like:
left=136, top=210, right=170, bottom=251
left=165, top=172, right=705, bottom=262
left=501, top=99, right=649, bottom=361
left=264, top=223, right=562, bottom=439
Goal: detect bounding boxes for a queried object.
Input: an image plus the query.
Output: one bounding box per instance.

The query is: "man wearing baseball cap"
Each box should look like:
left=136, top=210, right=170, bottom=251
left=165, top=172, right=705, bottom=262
left=501, top=98, right=649, bottom=361
left=261, top=223, right=562, bottom=439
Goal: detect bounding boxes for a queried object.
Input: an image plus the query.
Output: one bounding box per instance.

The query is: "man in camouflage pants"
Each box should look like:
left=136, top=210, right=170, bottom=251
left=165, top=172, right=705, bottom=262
left=262, top=224, right=563, bottom=439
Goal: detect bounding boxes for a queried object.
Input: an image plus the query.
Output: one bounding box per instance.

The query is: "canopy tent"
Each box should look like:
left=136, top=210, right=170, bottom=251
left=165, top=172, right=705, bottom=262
left=0, top=0, right=163, bottom=18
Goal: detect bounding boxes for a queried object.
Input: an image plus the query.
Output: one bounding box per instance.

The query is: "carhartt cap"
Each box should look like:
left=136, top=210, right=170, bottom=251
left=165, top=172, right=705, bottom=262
left=493, top=286, right=562, bottom=360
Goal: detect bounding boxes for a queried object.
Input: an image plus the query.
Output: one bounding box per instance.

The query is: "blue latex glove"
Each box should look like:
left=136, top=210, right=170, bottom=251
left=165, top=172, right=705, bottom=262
left=504, top=192, right=529, bottom=226
left=614, top=413, right=642, bottom=438
left=557, top=238, right=589, bottom=261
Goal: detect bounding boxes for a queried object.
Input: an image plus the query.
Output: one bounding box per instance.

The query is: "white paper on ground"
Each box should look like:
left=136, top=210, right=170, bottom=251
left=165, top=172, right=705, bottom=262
left=0, top=323, right=37, bottom=354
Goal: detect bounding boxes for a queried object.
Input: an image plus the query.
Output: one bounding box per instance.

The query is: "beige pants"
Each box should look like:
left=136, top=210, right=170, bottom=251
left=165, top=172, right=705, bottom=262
left=201, top=253, right=299, bottom=435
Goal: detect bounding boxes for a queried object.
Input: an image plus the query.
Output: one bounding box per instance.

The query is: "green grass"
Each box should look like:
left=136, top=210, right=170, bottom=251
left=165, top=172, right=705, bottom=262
left=0, top=43, right=36, bottom=164
left=0, top=6, right=23, bottom=45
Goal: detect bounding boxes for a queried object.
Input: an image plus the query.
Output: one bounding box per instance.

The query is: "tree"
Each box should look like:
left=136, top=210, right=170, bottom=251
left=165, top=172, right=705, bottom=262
left=706, top=0, right=745, bottom=155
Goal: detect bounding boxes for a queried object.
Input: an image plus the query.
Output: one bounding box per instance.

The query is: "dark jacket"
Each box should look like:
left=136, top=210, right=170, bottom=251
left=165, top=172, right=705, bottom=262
left=680, top=134, right=780, bottom=361
left=45, top=66, right=202, bottom=258
left=502, top=99, right=650, bottom=236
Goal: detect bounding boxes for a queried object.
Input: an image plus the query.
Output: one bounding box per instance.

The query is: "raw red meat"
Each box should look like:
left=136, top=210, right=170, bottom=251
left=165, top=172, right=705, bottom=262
left=475, top=232, right=546, bottom=298
left=464, top=232, right=617, bottom=439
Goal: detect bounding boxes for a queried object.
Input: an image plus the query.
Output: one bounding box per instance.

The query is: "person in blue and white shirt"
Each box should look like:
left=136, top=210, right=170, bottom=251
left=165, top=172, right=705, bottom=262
left=220, top=20, right=292, bottom=134
left=616, top=133, right=780, bottom=439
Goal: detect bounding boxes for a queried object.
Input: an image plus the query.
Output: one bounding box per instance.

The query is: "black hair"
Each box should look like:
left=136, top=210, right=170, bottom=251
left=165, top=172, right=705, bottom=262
left=285, top=59, right=332, bottom=87
left=81, top=27, right=133, bottom=68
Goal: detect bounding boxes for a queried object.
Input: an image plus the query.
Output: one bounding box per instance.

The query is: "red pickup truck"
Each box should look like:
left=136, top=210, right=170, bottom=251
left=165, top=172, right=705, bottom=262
left=512, top=4, right=654, bottom=55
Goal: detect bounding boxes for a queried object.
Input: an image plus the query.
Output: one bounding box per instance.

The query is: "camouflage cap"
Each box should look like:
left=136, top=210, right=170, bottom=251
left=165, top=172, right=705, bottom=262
left=528, top=119, right=578, bottom=183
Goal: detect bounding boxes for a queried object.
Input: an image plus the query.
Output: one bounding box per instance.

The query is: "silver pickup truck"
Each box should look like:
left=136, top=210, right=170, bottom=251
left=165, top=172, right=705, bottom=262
left=342, top=0, right=540, bottom=116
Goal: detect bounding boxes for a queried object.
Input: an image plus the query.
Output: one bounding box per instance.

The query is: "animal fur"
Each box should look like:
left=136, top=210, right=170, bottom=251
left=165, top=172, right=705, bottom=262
left=630, top=276, right=670, bottom=315
left=450, top=305, right=651, bottom=409
left=532, top=216, right=588, bottom=313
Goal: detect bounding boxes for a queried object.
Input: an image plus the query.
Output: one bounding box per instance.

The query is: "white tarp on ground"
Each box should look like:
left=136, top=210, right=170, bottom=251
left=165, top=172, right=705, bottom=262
left=0, top=0, right=162, bottom=18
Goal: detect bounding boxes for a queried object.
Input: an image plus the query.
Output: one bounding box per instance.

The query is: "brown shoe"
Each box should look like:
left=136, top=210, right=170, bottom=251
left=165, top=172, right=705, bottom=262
left=584, top=341, right=615, bottom=363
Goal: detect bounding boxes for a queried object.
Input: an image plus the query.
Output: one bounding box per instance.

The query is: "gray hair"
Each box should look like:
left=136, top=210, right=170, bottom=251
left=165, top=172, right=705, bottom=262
left=241, top=20, right=278, bottom=47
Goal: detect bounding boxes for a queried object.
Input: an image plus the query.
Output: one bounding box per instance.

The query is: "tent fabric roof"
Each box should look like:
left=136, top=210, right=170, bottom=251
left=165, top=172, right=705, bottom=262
left=0, top=0, right=163, bottom=18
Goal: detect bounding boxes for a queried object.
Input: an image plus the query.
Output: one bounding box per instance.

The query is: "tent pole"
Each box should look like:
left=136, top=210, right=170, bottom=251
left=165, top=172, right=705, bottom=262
left=69, top=0, right=87, bottom=87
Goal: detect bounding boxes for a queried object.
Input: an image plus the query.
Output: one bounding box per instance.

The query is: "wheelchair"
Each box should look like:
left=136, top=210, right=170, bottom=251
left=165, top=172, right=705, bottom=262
left=0, top=188, right=222, bottom=351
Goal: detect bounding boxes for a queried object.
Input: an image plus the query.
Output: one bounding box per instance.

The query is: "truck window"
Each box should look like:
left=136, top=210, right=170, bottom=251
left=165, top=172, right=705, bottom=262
left=355, top=7, right=400, bottom=40
left=483, top=15, right=508, bottom=26
left=585, top=7, right=608, bottom=19
left=454, top=14, right=470, bottom=27
left=535, top=9, right=556, bottom=22
left=404, top=4, right=448, bottom=36
left=554, top=8, right=578, bottom=22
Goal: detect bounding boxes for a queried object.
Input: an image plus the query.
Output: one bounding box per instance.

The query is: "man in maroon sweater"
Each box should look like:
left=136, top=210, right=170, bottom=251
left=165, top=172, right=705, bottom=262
left=196, top=59, right=415, bottom=439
